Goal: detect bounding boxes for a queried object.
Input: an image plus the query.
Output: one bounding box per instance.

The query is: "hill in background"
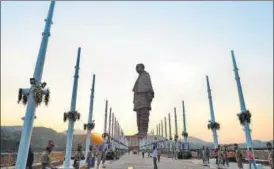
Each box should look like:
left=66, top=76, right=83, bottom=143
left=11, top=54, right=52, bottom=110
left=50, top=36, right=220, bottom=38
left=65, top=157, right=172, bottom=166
left=1, top=126, right=272, bottom=152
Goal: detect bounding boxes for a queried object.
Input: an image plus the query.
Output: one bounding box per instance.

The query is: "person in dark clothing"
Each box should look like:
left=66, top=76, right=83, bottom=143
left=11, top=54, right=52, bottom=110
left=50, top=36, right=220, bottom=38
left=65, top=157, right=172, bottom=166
left=142, top=150, right=145, bottom=159
left=73, top=144, right=85, bottom=169
left=215, top=148, right=218, bottom=165
left=26, top=147, right=34, bottom=169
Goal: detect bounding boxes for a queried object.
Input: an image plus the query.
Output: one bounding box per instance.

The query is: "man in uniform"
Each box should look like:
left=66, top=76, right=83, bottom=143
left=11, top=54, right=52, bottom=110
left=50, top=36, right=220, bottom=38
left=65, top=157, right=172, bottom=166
left=133, top=63, right=154, bottom=139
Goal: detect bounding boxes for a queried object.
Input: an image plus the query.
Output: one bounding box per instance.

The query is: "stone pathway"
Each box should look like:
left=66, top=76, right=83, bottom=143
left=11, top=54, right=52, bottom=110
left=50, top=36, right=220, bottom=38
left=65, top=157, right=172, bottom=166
left=104, top=154, right=270, bottom=169
left=56, top=154, right=270, bottom=169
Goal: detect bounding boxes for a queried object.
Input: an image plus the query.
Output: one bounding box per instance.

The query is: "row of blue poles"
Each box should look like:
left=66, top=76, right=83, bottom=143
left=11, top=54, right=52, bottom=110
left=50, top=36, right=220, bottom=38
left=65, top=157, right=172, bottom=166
left=14, top=2, right=100, bottom=168
left=142, top=50, right=257, bottom=167
left=14, top=1, right=256, bottom=168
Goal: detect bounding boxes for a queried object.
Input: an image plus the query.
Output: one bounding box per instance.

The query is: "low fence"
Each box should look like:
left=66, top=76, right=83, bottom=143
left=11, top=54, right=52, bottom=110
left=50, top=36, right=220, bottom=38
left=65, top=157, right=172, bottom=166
left=0, top=152, right=65, bottom=168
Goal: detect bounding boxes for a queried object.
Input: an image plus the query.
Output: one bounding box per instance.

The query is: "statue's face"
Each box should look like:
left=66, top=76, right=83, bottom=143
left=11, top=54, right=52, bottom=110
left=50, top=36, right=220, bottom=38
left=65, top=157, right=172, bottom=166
left=136, top=64, right=144, bottom=74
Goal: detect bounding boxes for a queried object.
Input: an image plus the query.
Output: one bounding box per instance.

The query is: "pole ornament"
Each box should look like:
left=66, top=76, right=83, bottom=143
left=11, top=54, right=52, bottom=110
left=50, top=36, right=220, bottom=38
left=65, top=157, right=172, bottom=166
left=84, top=120, right=95, bottom=130
left=182, top=131, right=188, bottom=138
left=237, top=110, right=251, bottom=125
left=63, top=111, right=80, bottom=122
left=102, top=132, right=110, bottom=138
left=174, top=134, right=178, bottom=141
left=18, top=80, right=50, bottom=106
left=44, top=89, right=50, bottom=105
left=207, top=121, right=220, bottom=130
left=33, top=84, right=43, bottom=105
left=18, top=88, right=23, bottom=103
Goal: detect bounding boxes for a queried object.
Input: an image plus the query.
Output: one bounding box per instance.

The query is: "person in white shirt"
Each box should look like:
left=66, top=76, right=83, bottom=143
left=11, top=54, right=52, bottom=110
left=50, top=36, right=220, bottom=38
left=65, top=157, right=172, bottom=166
left=152, top=145, right=158, bottom=169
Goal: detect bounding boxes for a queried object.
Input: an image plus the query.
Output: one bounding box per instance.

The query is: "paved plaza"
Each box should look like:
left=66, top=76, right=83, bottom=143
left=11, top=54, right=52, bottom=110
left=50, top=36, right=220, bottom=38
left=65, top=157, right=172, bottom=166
left=7, top=153, right=270, bottom=169
left=101, top=154, right=270, bottom=169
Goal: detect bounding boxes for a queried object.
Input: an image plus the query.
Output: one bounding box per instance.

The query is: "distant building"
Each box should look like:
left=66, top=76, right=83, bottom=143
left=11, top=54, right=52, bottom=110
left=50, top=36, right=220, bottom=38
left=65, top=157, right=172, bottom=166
left=125, top=134, right=139, bottom=151
left=125, top=134, right=164, bottom=151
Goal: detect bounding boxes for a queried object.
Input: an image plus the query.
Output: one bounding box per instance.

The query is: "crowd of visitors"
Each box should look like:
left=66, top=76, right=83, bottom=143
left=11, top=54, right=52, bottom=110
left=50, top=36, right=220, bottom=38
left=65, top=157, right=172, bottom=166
left=23, top=139, right=273, bottom=169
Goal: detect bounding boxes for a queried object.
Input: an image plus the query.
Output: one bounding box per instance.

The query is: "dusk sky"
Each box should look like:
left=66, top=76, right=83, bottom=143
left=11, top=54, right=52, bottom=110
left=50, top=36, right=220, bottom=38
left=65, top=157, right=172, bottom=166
left=1, top=1, right=273, bottom=144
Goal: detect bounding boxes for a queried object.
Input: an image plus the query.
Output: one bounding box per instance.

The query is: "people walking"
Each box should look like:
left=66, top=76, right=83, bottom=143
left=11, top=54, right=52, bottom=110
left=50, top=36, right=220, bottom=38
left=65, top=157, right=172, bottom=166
left=95, top=140, right=108, bottom=169
left=152, top=145, right=158, bottom=169
left=73, top=144, right=85, bottom=169
left=148, top=150, right=151, bottom=158
left=214, top=148, right=218, bottom=165
left=235, top=145, right=243, bottom=169
left=202, top=146, right=205, bottom=164
left=222, top=148, right=229, bottom=167
left=173, top=142, right=178, bottom=160
left=157, top=147, right=161, bottom=162
left=205, top=147, right=210, bottom=165
left=101, top=140, right=109, bottom=168
left=247, top=148, right=257, bottom=169
left=86, top=145, right=95, bottom=169
left=41, top=141, right=55, bottom=169
left=142, top=150, right=145, bottom=159
left=26, top=147, right=34, bottom=169
left=266, top=142, right=274, bottom=169
left=217, top=146, right=223, bottom=169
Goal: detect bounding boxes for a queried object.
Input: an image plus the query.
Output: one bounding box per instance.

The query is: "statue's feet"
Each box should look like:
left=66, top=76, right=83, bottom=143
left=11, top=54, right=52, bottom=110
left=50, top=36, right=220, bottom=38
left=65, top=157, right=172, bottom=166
left=137, top=132, right=144, bottom=139
left=137, top=132, right=147, bottom=139
left=137, top=133, right=143, bottom=139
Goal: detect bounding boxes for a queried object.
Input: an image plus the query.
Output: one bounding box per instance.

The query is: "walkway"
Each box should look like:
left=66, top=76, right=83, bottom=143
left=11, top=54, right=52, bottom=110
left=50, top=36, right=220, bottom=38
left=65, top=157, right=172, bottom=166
left=103, top=154, right=270, bottom=169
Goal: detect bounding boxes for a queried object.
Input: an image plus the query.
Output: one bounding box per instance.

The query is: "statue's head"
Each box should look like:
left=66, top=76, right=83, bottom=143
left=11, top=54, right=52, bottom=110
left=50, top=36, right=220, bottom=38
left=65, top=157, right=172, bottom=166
left=136, top=63, right=145, bottom=74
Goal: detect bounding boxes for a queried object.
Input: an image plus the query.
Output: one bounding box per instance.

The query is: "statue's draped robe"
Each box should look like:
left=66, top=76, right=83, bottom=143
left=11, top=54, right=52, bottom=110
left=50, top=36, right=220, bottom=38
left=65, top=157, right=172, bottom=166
left=133, top=71, right=154, bottom=110
left=133, top=71, right=154, bottom=137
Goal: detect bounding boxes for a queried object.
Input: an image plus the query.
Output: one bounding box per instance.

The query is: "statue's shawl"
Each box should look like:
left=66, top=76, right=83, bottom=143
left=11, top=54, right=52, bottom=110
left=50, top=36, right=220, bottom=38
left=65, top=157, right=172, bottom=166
left=133, top=71, right=154, bottom=93
left=133, top=71, right=154, bottom=110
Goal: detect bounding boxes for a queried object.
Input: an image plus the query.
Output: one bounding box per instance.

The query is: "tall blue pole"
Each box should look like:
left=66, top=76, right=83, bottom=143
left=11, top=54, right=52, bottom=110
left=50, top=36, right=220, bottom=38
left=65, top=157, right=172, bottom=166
left=161, top=121, right=163, bottom=138
left=84, top=74, right=96, bottom=160
left=174, top=108, right=178, bottom=153
left=64, top=47, right=82, bottom=168
left=206, top=75, right=219, bottom=149
left=15, top=2, right=55, bottom=169
left=108, top=108, right=112, bottom=149
left=164, top=117, right=167, bottom=150
left=231, top=50, right=256, bottom=163
left=182, top=101, right=188, bottom=142
left=164, top=117, right=167, bottom=139
left=174, top=108, right=178, bottom=138
left=108, top=108, right=112, bottom=134
left=112, top=114, right=115, bottom=149
left=156, top=124, right=159, bottom=136
left=104, top=100, right=108, bottom=134
left=168, top=113, right=172, bottom=152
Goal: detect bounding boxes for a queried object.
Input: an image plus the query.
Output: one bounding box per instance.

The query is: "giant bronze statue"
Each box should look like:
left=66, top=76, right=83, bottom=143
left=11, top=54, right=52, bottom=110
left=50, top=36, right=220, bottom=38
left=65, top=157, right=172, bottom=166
left=133, top=63, right=154, bottom=139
